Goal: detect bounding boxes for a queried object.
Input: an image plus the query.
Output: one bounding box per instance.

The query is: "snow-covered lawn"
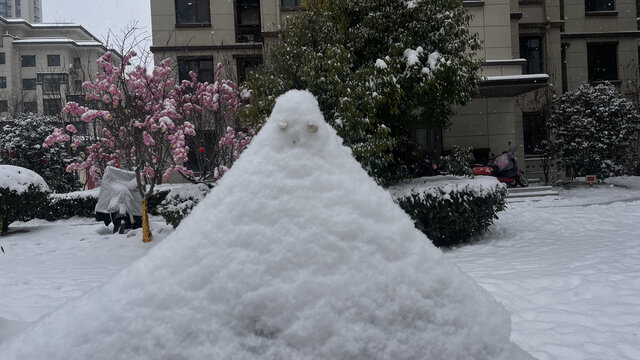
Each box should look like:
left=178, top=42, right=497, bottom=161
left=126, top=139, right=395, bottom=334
left=0, top=185, right=638, bottom=359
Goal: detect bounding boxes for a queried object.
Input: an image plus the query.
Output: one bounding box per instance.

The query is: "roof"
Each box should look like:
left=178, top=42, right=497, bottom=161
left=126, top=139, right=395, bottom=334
left=12, top=37, right=105, bottom=47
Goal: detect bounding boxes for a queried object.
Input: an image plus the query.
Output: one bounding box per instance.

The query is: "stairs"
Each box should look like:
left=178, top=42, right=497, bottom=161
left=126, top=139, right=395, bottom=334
left=506, top=185, right=560, bottom=201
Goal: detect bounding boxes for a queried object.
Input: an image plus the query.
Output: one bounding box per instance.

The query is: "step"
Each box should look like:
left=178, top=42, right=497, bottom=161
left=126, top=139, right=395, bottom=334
left=507, top=186, right=557, bottom=194
left=506, top=185, right=560, bottom=201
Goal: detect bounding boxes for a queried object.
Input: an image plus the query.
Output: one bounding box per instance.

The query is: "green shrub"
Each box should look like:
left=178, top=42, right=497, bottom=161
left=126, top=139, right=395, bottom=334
left=36, top=188, right=169, bottom=221
left=392, top=177, right=506, bottom=247
left=157, top=184, right=211, bottom=228
left=1, top=185, right=50, bottom=233
left=438, top=146, right=473, bottom=176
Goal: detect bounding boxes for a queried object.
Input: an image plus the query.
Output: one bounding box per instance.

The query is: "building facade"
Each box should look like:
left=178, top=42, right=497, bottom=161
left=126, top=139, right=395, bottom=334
left=149, top=0, right=640, bottom=181
left=0, top=0, right=42, bottom=23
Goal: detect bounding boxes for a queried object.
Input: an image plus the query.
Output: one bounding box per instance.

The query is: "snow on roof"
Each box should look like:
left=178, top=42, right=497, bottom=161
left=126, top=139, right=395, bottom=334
left=484, top=74, right=550, bottom=81
left=1, top=90, right=534, bottom=360
left=12, top=37, right=104, bottom=47
left=0, top=165, right=49, bottom=193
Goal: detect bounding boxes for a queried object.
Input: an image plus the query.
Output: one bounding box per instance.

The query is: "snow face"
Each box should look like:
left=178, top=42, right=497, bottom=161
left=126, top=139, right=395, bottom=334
left=0, top=90, right=533, bottom=360
left=0, top=165, right=49, bottom=193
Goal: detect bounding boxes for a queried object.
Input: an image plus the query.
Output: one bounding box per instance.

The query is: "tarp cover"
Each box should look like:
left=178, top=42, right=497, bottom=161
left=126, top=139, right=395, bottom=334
left=94, top=167, right=142, bottom=217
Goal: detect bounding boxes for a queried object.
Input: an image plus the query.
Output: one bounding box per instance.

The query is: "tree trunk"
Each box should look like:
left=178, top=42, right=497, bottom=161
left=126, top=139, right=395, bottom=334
left=142, top=198, right=152, bottom=243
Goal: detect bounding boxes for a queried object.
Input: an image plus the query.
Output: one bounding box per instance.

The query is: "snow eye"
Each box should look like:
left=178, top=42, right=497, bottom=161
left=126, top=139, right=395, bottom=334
left=307, top=123, right=318, bottom=133
left=278, top=122, right=288, bottom=130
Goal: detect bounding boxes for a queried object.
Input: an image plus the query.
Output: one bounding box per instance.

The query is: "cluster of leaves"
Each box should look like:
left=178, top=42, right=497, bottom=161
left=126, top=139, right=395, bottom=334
left=156, top=183, right=211, bottom=228
left=0, top=115, right=80, bottom=192
left=438, top=145, right=473, bottom=176
left=0, top=185, right=49, bottom=233
left=546, top=83, right=640, bottom=179
left=244, top=0, right=482, bottom=185
left=394, top=184, right=507, bottom=247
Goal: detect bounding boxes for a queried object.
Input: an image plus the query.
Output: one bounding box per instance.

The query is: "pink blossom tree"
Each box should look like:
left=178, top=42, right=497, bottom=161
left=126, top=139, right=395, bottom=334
left=45, top=51, right=246, bottom=242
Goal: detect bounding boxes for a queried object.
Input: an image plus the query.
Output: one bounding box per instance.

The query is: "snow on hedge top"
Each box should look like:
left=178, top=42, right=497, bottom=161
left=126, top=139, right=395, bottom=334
left=605, top=175, right=640, bottom=189
left=1, top=90, right=533, bottom=360
left=389, top=174, right=505, bottom=200
left=0, top=165, right=49, bottom=193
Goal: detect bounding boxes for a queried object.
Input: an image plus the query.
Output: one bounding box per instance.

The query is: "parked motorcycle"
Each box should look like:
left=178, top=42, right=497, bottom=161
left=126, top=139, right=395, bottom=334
left=472, top=146, right=529, bottom=187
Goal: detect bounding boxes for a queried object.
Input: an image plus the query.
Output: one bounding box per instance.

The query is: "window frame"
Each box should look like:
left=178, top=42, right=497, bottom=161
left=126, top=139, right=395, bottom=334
left=0, top=100, right=8, bottom=113
left=175, top=0, right=211, bottom=27
left=23, top=101, right=37, bottom=114
left=585, top=0, right=615, bottom=12
left=0, top=76, right=6, bottom=88
left=520, top=35, right=544, bottom=75
left=177, top=57, right=214, bottom=83
left=587, top=42, right=618, bottom=82
left=37, top=73, right=69, bottom=95
left=0, top=52, right=5, bottom=65
left=21, top=55, right=36, bottom=67
left=235, top=55, right=263, bottom=83
left=47, top=54, right=61, bottom=67
left=22, top=78, right=36, bottom=90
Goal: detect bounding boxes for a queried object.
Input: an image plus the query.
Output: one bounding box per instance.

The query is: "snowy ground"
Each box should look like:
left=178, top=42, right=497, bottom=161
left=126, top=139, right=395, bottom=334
left=0, top=185, right=639, bottom=359
left=0, top=217, right=171, bottom=340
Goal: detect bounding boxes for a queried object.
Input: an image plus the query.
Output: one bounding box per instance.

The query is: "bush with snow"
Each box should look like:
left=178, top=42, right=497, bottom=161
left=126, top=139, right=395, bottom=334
left=546, top=83, right=640, bottom=179
left=390, top=175, right=507, bottom=247
left=0, top=91, right=532, bottom=360
left=157, top=183, right=211, bottom=228
left=438, top=145, right=474, bottom=176
left=0, top=115, right=80, bottom=192
left=0, top=165, right=50, bottom=233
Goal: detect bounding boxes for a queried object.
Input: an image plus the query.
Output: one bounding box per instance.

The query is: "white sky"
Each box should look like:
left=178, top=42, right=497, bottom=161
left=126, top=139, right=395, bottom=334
left=42, top=1, right=152, bottom=54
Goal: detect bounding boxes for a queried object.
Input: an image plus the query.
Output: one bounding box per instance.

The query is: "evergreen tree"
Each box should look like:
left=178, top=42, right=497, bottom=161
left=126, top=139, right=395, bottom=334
left=0, top=115, right=80, bottom=192
left=244, top=0, right=482, bottom=185
left=547, top=83, right=640, bottom=178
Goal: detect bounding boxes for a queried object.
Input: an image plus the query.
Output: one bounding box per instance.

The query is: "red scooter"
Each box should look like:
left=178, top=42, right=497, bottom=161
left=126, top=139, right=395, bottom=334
left=472, top=147, right=529, bottom=187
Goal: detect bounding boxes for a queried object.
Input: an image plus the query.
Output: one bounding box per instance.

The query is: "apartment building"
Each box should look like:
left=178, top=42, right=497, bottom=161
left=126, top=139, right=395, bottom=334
left=0, top=0, right=42, bottom=23
left=149, top=0, right=639, bottom=181
left=0, top=16, right=114, bottom=128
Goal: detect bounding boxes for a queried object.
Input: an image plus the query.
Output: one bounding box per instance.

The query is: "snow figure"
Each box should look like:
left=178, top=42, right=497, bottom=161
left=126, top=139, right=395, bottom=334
left=0, top=90, right=535, bottom=360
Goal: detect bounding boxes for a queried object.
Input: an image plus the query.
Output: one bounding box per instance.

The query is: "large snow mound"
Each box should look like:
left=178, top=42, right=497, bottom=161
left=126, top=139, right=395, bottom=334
left=1, top=90, right=534, bottom=360
left=0, top=165, right=49, bottom=193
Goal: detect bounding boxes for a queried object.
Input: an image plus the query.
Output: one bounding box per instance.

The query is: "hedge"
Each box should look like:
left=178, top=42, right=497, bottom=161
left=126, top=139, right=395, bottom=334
left=36, top=188, right=170, bottom=221
left=390, top=176, right=507, bottom=248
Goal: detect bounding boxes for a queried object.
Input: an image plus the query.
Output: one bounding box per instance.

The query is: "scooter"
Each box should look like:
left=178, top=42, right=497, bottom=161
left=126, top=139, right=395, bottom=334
left=472, top=146, right=529, bottom=187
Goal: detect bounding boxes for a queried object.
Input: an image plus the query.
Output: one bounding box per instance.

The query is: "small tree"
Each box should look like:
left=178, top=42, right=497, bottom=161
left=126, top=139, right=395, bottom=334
left=0, top=115, right=80, bottom=193
left=45, top=52, right=244, bottom=242
left=245, top=0, right=482, bottom=185
left=548, top=83, right=640, bottom=178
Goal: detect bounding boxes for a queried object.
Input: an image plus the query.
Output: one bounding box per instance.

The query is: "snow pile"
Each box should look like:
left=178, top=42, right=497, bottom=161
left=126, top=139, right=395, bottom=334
left=389, top=175, right=505, bottom=200
left=1, top=90, right=533, bottom=360
left=604, top=175, right=640, bottom=189
left=0, top=165, right=49, bottom=193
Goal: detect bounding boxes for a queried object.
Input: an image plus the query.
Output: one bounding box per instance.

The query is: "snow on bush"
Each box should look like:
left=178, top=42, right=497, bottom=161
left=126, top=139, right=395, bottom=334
left=0, top=91, right=533, bottom=360
left=157, top=183, right=211, bottom=228
left=604, top=175, right=640, bottom=189
left=390, top=175, right=507, bottom=247
left=546, top=83, right=640, bottom=178
left=0, top=165, right=50, bottom=233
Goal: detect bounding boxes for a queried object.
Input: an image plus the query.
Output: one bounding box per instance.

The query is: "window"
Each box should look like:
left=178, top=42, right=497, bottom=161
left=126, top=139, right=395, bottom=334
left=23, top=78, right=36, bottom=90
left=0, top=53, right=5, bottom=64
left=520, top=36, right=543, bottom=74
left=43, top=99, right=61, bottom=116
left=73, top=57, right=81, bottom=69
left=178, top=57, right=214, bottom=83
left=175, top=0, right=211, bottom=25
left=23, top=101, right=37, bottom=114
left=37, top=73, right=68, bottom=94
left=0, top=76, right=6, bottom=88
left=0, top=100, right=7, bottom=113
left=21, top=55, right=36, bottom=67
left=523, top=113, right=547, bottom=155
left=585, top=0, right=614, bottom=11
left=236, top=0, right=261, bottom=42
left=47, top=54, right=61, bottom=67
left=282, top=0, right=302, bottom=6
left=236, top=56, right=262, bottom=83
left=75, top=80, right=83, bottom=92
left=587, top=43, right=618, bottom=81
